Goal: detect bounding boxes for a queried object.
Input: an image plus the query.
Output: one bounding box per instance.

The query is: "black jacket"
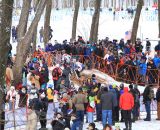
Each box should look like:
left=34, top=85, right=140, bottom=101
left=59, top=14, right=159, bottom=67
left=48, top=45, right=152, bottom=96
left=156, top=88, right=160, bottom=102
left=143, top=86, right=151, bottom=103
left=100, top=91, right=115, bottom=110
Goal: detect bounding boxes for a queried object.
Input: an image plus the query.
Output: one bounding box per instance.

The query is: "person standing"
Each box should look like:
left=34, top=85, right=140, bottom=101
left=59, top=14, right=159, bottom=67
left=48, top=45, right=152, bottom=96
left=100, top=87, right=115, bottom=127
left=156, top=86, right=160, bottom=120
left=39, top=91, right=48, bottom=129
left=72, top=88, right=88, bottom=130
left=39, top=27, right=44, bottom=43
left=5, top=64, right=14, bottom=91
left=119, top=87, right=134, bottom=130
left=26, top=105, right=38, bottom=130
left=143, top=85, right=154, bottom=121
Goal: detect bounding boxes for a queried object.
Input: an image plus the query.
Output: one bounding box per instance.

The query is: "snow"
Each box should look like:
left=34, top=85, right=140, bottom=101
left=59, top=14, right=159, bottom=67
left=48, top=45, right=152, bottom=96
left=8, top=7, right=160, bottom=130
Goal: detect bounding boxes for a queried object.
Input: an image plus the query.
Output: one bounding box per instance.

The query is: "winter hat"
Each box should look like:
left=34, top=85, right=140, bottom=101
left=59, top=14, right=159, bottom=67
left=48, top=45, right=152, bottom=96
left=10, top=86, right=15, bottom=91
left=112, top=84, right=117, bottom=88
left=40, top=92, right=46, bottom=98
left=78, top=87, right=83, bottom=92
left=48, top=84, right=53, bottom=88
left=129, top=84, right=133, bottom=89
left=103, top=87, right=108, bottom=92
left=89, top=123, right=96, bottom=129
left=109, top=85, right=113, bottom=90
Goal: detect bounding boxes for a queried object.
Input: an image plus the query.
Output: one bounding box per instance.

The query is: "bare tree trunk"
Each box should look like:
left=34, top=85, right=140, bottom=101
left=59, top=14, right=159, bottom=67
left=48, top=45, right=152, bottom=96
left=131, top=0, right=143, bottom=44
left=71, top=0, right=80, bottom=41
left=55, top=0, right=59, bottom=9
left=83, top=0, right=88, bottom=10
left=44, top=0, right=52, bottom=45
left=158, top=0, right=160, bottom=37
left=34, top=0, right=40, bottom=12
left=0, top=0, right=13, bottom=129
left=90, top=0, right=101, bottom=43
left=32, top=27, right=37, bottom=52
left=17, top=0, right=31, bottom=41
left=13, top=0, right=47, bottom=85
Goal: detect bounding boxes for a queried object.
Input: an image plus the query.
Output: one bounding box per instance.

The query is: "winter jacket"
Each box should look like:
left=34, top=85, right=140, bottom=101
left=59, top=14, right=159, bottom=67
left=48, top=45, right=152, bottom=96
left=26, top=109, right=37, bottom=130
left=6, top=67, right=13, bottom=87
left=100, top=91, right=115, bottom=110
left=143, top=86, right=152, bottom=103
left=86, top=95, right=95, bottom=112
left=51, top=119, right=66, bottom=130
left=72, top=93, right=88, bottom=111
left=156, top=88, right=160, bottom=102
left=110, top=89, right=118, bottom=107
left=138, top=63, right=147, bottom=76
left=119, top=87, right=134, bottom=110
left=153, top=57, right=160, bottom=68
left=52, top=67, right=62, bottom=81
left=71, top=119, right=81, bottom=130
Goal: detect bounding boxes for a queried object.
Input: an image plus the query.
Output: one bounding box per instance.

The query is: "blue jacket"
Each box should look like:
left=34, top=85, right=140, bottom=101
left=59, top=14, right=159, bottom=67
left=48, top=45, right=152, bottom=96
left=124, top=46, right=130, bottom=55
left=85, top=47, right=91, bottom=56
left=108, top=55, right=115, bottom=62
left=138, top=63, right=147, bottom=76
left=153, top=57, right=160, bottom=68
left=71, top=119, right=81, bottom=130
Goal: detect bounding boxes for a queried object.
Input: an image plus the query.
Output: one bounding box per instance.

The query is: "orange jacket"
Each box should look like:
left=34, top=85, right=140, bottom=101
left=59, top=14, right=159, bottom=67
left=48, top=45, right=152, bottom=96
left=119, top=87, right=134, bottom=110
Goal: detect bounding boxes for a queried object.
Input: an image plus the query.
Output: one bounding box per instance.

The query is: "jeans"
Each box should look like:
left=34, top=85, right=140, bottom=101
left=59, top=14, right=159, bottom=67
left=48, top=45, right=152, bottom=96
left=145, top=101, right=151, bottom=120
left=87, top=112, right=94, bottom=123
left=76, top=111, right=84, bottom=122
left=102, top=110, right=112, bottom=127
left=96, top=103, right=102, bottom=121
left=8, top=101, right=15, bottom=111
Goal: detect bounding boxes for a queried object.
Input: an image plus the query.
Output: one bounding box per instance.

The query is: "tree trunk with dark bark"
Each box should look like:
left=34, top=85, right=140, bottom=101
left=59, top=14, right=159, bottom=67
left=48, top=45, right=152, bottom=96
left=83, top=0, right=88, bottom=10
left=13, top=0, right=47, bottom=85
left=131, top=0, right=143, bottom=44
left=17, top=0, right=31, bottom=41
left=158, top=0, right=160, bottom=37
left=44, top=0, right=52, bottom=46
left=71, top=0, right=80, bottom=41
left=89, top=0, right=101, bottom=43
left=0, top=0, right=13, bottom=128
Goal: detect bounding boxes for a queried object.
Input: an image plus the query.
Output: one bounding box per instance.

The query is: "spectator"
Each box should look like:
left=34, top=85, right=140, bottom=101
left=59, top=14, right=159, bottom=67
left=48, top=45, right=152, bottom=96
left=143, top=85, right=154, bottom=121
left=120, top=87, right=134, bottom=130
left=39, top=26, right=44, bottom=43
left=12, top=26, right=17, bottom=42
left=156, top=86, right=160, bottom=120
left=72, top=87, right=88, bottom=129
left=100, top=87, right=114, bottom=127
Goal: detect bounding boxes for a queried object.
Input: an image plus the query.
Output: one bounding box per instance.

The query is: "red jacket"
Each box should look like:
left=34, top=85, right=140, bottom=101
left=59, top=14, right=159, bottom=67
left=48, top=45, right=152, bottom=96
left=86, top=105, right=95, bottom=112
left=119, top=87, right=134, bottom=110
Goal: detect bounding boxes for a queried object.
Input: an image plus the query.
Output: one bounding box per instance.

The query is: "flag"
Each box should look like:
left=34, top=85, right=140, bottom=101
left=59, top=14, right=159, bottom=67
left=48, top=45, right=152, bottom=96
left=125, top=30, right=131, bottom=41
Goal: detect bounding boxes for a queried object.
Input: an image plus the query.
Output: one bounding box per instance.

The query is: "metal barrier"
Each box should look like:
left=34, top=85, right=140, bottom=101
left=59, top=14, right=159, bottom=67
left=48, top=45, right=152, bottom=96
left=33, top=50, right=160, bottom=86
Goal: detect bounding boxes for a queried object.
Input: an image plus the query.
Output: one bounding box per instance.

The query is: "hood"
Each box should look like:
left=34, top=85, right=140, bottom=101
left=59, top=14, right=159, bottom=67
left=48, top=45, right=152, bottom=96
left=124, top=87, right=129, bottom=93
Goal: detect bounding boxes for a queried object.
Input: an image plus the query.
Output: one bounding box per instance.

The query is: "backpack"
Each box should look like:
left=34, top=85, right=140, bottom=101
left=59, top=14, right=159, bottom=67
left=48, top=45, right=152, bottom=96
left=149, top=88, right=154, bottom=100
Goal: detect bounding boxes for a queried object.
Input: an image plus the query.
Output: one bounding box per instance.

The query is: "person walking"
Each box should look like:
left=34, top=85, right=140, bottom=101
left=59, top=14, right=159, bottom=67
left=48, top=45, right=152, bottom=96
left=100, top=87, right=115, bottom=127
left=120, top=87, right=134, bottom=130
left=156, top=86, right=160, bottom=120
